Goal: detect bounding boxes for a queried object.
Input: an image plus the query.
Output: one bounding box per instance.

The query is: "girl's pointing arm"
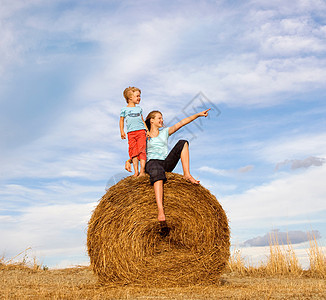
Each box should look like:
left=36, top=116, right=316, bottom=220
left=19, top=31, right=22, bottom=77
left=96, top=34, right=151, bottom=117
left=168, top=109, right=210, bottom=135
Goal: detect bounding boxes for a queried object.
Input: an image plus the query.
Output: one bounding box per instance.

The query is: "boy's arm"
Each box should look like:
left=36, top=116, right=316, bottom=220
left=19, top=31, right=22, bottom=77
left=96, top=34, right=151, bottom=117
left=168, top=109, right=210, bottom=135
left=141, top=115, right=150, bottom=137
left=120, top=117, right=126, bottom=139
left=125, top=158, right=132, bottom=172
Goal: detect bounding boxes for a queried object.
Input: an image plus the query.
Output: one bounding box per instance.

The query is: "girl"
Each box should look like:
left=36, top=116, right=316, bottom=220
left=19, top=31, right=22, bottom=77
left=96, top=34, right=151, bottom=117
left=125, top=108, right=210, bottom=232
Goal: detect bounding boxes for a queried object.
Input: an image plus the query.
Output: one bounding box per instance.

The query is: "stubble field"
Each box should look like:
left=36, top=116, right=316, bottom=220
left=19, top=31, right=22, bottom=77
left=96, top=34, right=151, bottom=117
left=1, top=264, right=326, bottom=299
left=1, top=234, right=325, bottom=299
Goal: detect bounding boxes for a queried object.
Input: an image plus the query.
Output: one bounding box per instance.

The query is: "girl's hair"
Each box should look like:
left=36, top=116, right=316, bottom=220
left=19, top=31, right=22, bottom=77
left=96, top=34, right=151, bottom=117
left=145, top=110, right=162, bottom=131
left=123, top=86, right=141, bottom=103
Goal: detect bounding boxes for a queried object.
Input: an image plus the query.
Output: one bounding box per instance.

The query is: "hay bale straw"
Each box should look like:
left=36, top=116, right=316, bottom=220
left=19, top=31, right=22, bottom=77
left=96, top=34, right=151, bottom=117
left=87, top=173, right=230, bottom=286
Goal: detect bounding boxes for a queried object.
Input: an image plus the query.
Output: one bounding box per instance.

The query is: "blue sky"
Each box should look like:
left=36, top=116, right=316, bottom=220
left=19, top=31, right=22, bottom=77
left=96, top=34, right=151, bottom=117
left=1, top=0, right=326, bottom=268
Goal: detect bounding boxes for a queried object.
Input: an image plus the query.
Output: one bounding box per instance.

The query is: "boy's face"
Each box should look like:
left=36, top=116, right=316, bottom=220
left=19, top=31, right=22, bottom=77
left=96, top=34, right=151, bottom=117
left=129, top=91, right=141, bottom=104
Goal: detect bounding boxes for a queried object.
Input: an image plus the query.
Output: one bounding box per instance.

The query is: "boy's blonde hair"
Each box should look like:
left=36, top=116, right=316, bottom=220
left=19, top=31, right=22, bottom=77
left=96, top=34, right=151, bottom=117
left=123, top=86, right=141, bottom=103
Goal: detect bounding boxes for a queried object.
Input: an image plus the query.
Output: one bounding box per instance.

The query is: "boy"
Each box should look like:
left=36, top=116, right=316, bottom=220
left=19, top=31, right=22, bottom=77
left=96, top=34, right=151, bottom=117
left=120, top=87, right=149, bottom=176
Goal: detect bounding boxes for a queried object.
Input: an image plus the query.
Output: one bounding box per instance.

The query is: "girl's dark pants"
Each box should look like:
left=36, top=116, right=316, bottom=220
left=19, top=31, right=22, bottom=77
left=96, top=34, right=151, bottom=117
left=145, top=140, right=189, bottom=185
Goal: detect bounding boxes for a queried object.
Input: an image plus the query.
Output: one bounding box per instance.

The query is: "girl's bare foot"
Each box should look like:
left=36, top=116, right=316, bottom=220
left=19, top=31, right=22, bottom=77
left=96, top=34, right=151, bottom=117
left=183, top=174, right=200, bottom=184
left=158, top=212, right=166, bottom=222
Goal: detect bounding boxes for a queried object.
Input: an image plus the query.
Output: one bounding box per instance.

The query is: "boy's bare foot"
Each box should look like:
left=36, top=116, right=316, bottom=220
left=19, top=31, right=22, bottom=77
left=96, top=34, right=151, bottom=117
left=138, top=172, right=146, bottom=177
left=183, top=174, right=200, bottom=184
left=132, top=171, right=139, bottom=177
left=125, top=160, right=132, bottom=172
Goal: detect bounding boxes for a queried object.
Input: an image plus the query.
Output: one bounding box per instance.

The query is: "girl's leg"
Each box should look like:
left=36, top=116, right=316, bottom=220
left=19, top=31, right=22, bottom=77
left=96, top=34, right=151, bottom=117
left=153, top=180, right=166, bottom=221
left=164, top=140, right=199, bottom=184
left=145, top=160, right=167, bottom=221
left=180, top=142, right=199, bottom=184
left=132, top=157, right=139, bottom=176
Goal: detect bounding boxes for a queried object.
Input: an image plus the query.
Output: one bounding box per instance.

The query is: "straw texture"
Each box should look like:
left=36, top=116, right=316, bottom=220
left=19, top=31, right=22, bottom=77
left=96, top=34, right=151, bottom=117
left=87, top=173, right=230, bottom=286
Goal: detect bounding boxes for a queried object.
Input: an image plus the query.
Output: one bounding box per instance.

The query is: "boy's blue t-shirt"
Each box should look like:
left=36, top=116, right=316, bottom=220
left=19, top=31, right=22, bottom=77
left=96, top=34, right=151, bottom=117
left=120, top=106, right=146, bottom=133
left=146, top=127, right=170, bottom=161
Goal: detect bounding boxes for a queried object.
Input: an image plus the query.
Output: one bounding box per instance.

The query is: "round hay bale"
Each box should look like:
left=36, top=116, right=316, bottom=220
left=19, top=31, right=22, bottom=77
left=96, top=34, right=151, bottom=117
left=87, top=173, right=230, bottom=286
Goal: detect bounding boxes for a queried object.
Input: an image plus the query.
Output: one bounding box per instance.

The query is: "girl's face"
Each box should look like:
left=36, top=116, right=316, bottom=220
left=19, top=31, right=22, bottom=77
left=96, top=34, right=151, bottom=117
left=152, top=113, right=163, bottom=128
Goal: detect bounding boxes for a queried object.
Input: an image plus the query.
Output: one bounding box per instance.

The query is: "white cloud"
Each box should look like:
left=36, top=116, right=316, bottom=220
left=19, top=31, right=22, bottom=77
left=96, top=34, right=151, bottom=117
left=0, top=97, right=127, bottom=181
left=0, top=145, right=122, bottom=181
left=135, top=1, right=326, bottom=105
left=249, top=0, right=326, bottom=15
left=0, top=215, right=14, bottom=222
left=0, top=15, right=21, bottom=77
left=262, top=35, right=325, bottom=55
left=259, top=133, right=326, bottom=164
left=199, top=165, right=254, bottom=177
left=222, top=163, right=326, bottom=225
left=73, top=17, right=189, bottom=102
left=131, top=54, right=326, bottom=107
left=0, top=181, right=103, bottom=208
left=0, top=0, right=51, bottom=77
left=35, top=0, right=326, bottom=108
left=0, top=202, right=96, bottom=261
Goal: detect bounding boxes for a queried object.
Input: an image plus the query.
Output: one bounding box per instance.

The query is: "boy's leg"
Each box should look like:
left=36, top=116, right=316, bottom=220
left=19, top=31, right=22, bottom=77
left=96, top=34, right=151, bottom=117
left=128, top=131, right=139, bottom=176
left=132, top=157, right=139, bottom=176
left=137, top=130, right=147, bottom=176
left=139, top=159, right=146, bottom=176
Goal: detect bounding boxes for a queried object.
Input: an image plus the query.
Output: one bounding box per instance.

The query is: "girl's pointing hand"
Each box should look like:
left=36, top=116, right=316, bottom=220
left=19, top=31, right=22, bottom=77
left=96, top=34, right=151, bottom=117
left=198, top=108, right=211, bottom=117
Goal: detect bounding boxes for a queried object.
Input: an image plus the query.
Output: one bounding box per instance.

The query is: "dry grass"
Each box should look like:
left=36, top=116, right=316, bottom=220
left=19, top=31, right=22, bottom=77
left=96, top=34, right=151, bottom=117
left=307, top=233, right=326, bottom=278
left=227, top=232, right=326, bottom=279
left=0, top=248, right=44, bottom=272
left=264, top=231, right=303, bottom=276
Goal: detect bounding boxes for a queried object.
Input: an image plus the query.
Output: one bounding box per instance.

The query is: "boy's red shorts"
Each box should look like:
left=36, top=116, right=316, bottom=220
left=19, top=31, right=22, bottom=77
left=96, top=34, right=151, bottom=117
left=127, top=129, right=146, bottom=161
